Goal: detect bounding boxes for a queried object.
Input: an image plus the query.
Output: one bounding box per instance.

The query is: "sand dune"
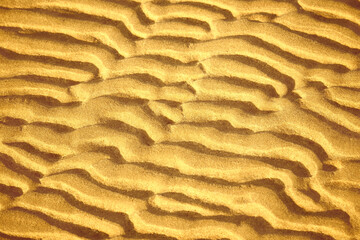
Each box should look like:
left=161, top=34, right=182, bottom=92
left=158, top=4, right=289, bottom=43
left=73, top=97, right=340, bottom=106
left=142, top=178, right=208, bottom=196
left=0, top=0, right=359, bottom=239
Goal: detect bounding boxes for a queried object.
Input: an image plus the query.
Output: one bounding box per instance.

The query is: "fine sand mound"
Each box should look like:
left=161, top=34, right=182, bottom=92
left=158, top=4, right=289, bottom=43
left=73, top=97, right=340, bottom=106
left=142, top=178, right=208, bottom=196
left=0, top=0, right=360, bottom=239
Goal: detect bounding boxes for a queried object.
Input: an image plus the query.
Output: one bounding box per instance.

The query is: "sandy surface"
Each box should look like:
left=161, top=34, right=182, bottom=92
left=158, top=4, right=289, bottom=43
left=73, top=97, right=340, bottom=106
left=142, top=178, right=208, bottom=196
left=0, top=0, right=359, bottom=239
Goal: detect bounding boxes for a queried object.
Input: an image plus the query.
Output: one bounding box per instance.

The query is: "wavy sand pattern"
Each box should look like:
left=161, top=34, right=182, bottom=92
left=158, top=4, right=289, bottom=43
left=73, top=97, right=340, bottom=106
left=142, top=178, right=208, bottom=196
left=0, top=0, right=359, bottom=239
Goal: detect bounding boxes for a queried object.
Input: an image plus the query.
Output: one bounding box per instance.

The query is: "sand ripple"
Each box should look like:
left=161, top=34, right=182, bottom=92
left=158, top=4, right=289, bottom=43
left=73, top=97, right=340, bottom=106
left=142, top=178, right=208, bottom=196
left=0, top=0, right=359, bottom=239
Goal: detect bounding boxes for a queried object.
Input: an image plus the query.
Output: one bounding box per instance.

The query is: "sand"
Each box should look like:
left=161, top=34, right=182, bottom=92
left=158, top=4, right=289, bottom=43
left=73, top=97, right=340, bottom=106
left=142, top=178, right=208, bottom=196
left=0, top=0, right=359, bottom=239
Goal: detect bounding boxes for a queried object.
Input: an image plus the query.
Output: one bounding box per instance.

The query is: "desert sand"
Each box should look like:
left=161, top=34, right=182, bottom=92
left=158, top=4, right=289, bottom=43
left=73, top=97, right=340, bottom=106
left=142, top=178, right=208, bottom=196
left=0, top=0, right=359, bottom=239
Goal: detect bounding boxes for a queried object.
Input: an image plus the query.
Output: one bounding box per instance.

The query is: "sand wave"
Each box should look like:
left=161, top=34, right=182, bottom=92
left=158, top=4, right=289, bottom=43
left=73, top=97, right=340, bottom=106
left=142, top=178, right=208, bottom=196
left=0, top=0, right=359, bottom=239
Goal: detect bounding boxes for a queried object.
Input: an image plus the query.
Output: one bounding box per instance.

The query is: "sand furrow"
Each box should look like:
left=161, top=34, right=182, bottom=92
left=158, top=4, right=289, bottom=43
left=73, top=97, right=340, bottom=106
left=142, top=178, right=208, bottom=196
left=1, top=120, right=352, bottom=229
left=0, top=78, right=72, bottom=103
left=0, top=111, right=324, bottom=178
left=181, top=101, right=360, bottom=160
left=40, top=169, right=353, bottom=239
left=0, top=208, right=85, bottom=240
left=325, top=87, right=360, bottom=109
left=0, top=118, right=330, bottom=212
left=0, top=145, right=50, bottom=182
left=200, top=56, right=292, bottom=97
left=29, top=172, right=333, bottom=239
left=0, top=7, right=355, bottom=90
left=0, top=162, right=32, bottom=195
left=0, top=29, right=114, bottom=79
left=152, top=0, right=298, bottom=17
left=274, top=12, right=360, bottom=50
left=0, top=55, right=94, bottom=83
left=12, top=191, right=125, bottom=238
left=0, top=5, right=357, bottom=73
left=295, top=87, right=360, bottom=134
left=298, top=0, right=360, bottom=26
left=140, top=1, right=230, bottom=23
left=0, top=9, right=136, bottom=57
left=213, top=19, right=360, bottom=70
left=1, top=0, right=360, bottom=239
left=48, top=152, right=321, bottom=212
left=0, top=0, right=151, bottom=38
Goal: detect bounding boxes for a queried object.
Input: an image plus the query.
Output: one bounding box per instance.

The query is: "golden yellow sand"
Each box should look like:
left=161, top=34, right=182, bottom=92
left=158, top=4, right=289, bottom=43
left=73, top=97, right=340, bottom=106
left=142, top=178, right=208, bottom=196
left=0, top=0, right=359, bottom=239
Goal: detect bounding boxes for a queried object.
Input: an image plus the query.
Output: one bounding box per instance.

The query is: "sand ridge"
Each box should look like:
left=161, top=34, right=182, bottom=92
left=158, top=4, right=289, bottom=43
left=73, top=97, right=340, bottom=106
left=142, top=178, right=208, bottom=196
left=0, top=0, right=359, bottom=239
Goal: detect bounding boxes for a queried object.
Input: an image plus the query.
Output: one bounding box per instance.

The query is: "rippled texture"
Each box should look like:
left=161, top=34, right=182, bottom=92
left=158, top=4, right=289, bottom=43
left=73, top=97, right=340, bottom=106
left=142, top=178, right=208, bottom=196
left=0, top=0, right=359, bottom=239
